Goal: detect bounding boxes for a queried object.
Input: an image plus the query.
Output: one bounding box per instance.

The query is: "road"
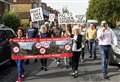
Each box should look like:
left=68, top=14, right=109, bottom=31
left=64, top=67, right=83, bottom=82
left=0, top=52, right=120, bottom=82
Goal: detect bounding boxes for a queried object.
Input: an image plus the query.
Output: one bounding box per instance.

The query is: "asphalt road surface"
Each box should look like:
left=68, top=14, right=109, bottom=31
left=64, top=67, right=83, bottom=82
left=0, top=52, right=120, bottom=82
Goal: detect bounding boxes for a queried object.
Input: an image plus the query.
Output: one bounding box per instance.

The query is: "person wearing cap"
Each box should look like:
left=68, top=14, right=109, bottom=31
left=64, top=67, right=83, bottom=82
left=86, top=24, right=97, bottom=59
left=97, top=21, right=117, bottom=79
left=71, top=25, right=82, bottom=77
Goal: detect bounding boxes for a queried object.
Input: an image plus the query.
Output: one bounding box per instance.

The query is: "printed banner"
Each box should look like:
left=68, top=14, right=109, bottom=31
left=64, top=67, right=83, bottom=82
left=58, top=13, right=86, bottom=24
left=10, top=38, right=73, bottom=60
left=30, top=7, right=44, bottom=22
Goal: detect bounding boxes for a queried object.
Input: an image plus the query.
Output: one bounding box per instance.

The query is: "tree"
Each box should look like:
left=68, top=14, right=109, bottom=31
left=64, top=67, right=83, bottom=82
left=87, top=0, right=120, bottom=27
left=2, top=11, right=20, bottom=31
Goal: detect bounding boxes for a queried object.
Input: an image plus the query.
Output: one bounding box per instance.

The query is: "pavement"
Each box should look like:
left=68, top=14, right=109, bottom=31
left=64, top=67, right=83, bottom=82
left=0, top=52, right=120, bottom=82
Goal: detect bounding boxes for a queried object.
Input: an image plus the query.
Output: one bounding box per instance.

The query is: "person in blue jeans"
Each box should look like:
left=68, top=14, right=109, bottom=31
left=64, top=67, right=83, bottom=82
left=86, top=24, right=97, bottom=59
left=16, top=28, right=25, bottom=82
left=97, top=21, right=117, bottom=79
left=89, top=40, right=96, bottom=59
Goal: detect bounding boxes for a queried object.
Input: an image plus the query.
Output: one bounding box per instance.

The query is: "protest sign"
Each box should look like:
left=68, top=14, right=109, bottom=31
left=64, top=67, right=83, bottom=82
left=10, top=38, right=72, bottom=60
left=58, top=13, right=86, bottom=24
left=49, top=14, right=55, bottom=21
left=30, top=7, right=44, bottom=22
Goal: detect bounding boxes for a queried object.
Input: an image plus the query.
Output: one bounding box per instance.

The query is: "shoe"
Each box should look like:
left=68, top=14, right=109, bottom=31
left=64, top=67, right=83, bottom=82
left=41, top=67, right=44, bottom=70
left=72, top=72, right=76, bottom=76
left=81, top=59, right=85, bottom=63
left=93, top=56, right=97, bottom=59
left=20, top=74, right=24, bottom=78
left=44, top=68, right=48, bottom=71
left=103, top=74, right=109, bottom=79
left=89, top=56, right=92, bottom=58
left=57, top=61, right=60, bottom=65
left=74, top=70, right=78, bottom=74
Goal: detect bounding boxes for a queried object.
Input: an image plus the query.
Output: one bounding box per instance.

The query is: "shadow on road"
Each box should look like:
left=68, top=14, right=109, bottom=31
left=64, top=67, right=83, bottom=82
left=24, top=67, right=120, bottom=81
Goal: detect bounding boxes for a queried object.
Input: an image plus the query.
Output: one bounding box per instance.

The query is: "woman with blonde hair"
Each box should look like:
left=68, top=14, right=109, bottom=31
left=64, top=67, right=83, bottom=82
left=71, top=25, right=82, bottom=77
left=38, top=25, right=49, bottom=71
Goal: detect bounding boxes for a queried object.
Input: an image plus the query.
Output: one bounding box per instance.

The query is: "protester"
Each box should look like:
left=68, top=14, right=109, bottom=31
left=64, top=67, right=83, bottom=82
left=44, top=21, right=52, bottom=37
left=16, top=28, right=25, bottom=82
left=26, top=21, right=38, bottom=64
left=38, top=25, right=49, bottom=71
left=51, top=21, right=63, bottom=66
left=71, top=25, right=82, bottom=76
left=86, top=24, right=97, bottom=59
left=79, top=24, right=86, bottom=62
left=97, top=21, right=117, bottom=79
left=61, top=24, right=72, bottom=68
left=51, top=21, right=63, bottom=38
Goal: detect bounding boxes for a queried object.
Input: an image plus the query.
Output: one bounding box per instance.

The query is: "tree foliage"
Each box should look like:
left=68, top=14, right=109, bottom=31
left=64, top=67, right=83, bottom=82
left=2, top=11, right=20, bottom=31
left=87, top=0, right=120, bottom=27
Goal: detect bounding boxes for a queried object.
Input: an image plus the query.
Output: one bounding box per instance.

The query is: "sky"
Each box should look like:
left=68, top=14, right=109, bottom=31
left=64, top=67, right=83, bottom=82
left=42, top=0, right=89, bottom=15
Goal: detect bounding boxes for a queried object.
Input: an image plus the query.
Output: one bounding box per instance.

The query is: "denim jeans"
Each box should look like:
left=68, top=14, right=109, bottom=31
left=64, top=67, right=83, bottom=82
left=99, top=45, right=111, bottom=75
left=88, top=40, right=96, bottom=57
left=16, top=60, right=24, bottom=78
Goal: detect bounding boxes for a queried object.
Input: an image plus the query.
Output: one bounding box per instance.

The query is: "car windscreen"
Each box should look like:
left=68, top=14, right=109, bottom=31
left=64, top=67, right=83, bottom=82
left=5, top=30, right=16, bottom=39
left=0, top=30, right=7, bottom=42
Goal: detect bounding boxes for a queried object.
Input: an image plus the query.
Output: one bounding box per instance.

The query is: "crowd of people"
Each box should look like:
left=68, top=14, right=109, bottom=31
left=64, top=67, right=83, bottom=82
left=15, top=20, right=117, bottom=82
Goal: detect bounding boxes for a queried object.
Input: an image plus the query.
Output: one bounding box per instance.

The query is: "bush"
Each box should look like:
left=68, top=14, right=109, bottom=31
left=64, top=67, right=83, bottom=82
left=2, top=11, right=20, bottom=31
left=0, top=16, right=2, bottom=24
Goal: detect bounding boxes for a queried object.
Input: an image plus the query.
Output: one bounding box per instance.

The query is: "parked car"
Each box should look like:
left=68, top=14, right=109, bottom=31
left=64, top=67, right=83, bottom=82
left=109, top=29, right=120, bottom=65
left=0, top=24, right=16, bottom=66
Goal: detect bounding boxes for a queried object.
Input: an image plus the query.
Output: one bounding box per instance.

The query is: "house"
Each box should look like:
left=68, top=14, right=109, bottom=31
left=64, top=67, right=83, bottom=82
left=10, top=0, right=39, bottom=24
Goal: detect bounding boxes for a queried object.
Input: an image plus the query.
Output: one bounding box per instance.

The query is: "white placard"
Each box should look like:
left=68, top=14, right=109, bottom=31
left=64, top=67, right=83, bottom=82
left=58, top=13, right=86, bottom=24
left=30, top=7, right=44, bottom=22
left=49, top=14, right=55, bottom=21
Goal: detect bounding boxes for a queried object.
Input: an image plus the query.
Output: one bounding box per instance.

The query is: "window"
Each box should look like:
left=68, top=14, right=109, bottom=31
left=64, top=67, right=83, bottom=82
left=5, top=30, right=16, bottom=39
left=13, top=0, right=17, bottom=2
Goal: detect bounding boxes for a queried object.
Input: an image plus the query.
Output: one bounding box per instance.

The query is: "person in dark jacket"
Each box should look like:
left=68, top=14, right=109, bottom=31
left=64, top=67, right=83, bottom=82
left=71, top=25, right=82, bottom=77
left=38, top=25, right=49, bottom=71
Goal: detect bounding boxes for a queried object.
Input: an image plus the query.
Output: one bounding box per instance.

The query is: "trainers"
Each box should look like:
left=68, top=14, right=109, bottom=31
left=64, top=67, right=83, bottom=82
left=72, top=72, right=76, bottom=76
left=41, top=67, right=44, bottom=70
left=21, top=74, right=24, bottom=78
left=93, top=56, right=97, bottom=59
left=57, top=61, right=60, bottom=65
left=89, top=56, right=92, bottom=58
left=16, top=78, right=21, bottom=82
left=103, top=74, right=109, bottom=79
left=74, top=70, right=78, bottom=74
left=81, top=59, right=85, bottom=63
left=44, top=68, right=48, bottom=71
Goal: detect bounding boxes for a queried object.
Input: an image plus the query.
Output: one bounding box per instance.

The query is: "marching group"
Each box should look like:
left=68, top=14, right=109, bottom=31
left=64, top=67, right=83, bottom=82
left=15, top=20, right=117, bottom=82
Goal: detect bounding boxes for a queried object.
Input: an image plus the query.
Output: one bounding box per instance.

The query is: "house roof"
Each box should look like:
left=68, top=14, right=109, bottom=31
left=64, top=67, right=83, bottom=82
left=0, top=0, right=11, bottom=4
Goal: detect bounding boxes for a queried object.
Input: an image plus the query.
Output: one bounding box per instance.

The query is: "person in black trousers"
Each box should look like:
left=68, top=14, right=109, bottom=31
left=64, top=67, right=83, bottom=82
left=38, top=25, right=50, bottom=71
left=71, top=25, right=82, bottom=76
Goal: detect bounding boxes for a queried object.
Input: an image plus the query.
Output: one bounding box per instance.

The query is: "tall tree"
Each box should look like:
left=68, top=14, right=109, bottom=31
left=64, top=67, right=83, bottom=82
left=87, top=0, right=120, bottom=27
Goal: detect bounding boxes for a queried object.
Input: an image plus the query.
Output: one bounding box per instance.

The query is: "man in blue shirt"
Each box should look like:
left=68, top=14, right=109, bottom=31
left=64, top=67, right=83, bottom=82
left=26, top=21, right=38, bottom=64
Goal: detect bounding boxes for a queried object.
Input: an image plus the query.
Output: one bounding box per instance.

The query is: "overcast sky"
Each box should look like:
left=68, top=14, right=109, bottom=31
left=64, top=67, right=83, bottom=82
left=42, top=0, right=89, bottom=15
